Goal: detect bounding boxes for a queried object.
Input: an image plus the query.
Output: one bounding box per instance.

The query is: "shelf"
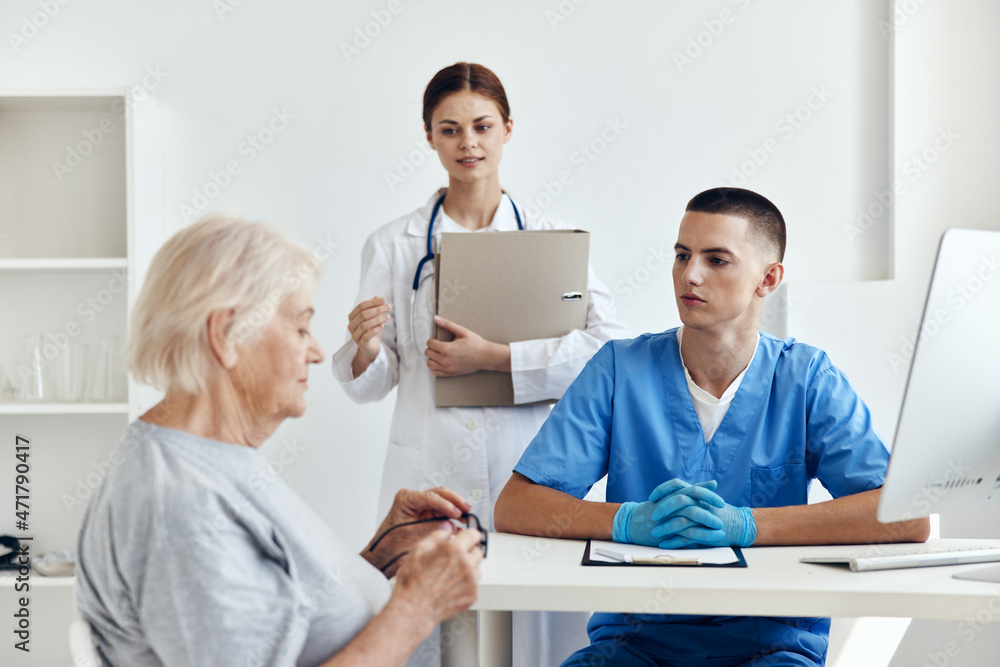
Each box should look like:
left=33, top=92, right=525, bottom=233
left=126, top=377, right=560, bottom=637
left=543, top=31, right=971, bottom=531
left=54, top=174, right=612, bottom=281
left=0, top=572, right=75, bottom=588
left=0, top=402, right=128, bottom=415
left=0, top=258, right=127, bottom=273
left=0, top=91, right=124, bottom=111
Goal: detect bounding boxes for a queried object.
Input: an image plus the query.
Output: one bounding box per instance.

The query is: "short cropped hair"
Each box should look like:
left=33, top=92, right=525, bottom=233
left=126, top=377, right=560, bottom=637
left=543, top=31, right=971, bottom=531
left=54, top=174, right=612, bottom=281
left=129, top=212, right=320, bottom=394
left=686, top=187, right=786, bottom=262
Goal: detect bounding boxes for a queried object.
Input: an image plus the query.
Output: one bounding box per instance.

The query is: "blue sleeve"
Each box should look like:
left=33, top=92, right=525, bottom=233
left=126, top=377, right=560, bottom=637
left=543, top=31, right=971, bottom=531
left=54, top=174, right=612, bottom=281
left=513, top=342, right=616, bottom=499
left=805, top=359, right=890, bottom=498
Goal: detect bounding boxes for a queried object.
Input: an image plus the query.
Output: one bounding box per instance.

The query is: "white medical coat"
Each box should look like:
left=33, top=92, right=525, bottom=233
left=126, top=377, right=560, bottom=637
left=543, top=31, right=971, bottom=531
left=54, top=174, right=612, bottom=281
left=332, top=188, right=629, bottom=528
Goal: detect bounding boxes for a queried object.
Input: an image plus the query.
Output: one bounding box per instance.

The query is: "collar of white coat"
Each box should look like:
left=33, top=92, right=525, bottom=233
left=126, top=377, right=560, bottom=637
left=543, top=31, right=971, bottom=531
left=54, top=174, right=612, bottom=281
left=404, top=187, right=524, bottom=236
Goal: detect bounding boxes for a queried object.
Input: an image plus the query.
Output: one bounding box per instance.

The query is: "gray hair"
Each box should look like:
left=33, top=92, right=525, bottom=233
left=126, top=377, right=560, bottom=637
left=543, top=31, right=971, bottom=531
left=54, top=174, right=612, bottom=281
left=129, top=212, right=320, bottom=394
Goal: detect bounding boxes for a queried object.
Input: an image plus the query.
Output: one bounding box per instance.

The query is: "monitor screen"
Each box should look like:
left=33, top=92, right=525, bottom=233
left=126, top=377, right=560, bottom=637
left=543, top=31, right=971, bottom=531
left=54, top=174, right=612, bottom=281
left=877, top=228, right=1000, bottom=523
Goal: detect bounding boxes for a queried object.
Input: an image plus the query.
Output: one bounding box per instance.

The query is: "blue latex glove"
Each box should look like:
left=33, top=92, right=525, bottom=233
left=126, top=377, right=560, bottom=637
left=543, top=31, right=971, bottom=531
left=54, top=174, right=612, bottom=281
left=612, top=479, right=723, bottom=546
left=652, top=485, right=757, bottom=549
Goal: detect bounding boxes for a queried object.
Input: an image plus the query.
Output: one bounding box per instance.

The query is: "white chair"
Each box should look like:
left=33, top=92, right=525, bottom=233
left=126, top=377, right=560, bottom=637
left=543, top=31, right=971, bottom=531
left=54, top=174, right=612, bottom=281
left=69, top=618, right=101, bottom=667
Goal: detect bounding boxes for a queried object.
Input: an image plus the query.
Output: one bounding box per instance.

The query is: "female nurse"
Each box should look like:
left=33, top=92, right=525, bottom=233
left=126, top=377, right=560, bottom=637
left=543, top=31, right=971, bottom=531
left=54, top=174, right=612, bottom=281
left=331, top=62, right=629, bottom=666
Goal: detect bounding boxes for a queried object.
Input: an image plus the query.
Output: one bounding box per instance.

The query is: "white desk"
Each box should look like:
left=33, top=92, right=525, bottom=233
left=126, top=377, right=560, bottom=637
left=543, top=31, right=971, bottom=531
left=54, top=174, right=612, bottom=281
left=463, top=534, right=1000, bottom=667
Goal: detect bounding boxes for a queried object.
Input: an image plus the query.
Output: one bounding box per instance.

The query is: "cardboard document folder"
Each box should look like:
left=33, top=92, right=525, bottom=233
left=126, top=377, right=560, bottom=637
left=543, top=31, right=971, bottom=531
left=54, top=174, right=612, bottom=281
left=434, top=230, right=590, bottom=407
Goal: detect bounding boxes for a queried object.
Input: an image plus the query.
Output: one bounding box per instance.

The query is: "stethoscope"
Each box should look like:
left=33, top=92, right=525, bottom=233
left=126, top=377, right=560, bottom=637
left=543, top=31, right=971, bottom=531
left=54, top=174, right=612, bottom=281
left=409, top=192, right=523, bottom=353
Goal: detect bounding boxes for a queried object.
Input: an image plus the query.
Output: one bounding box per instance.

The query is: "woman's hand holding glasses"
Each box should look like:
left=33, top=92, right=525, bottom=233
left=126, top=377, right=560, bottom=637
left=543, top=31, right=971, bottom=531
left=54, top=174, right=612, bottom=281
left=364, top=487, right=486, bottom=577
left=390, top=526, right=484, bottom=637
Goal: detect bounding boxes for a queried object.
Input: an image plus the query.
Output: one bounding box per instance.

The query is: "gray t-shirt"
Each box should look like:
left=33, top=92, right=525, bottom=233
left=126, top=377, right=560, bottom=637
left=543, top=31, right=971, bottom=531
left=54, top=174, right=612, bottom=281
left=76, top=420, right=391, bottom=667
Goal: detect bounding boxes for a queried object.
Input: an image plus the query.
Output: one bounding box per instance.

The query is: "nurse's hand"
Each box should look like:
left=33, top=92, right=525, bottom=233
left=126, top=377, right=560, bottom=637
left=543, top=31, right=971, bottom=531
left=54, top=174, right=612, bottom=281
left=612, top=479, right=723, bottom=547
left=654, top=496, right=757, bottom=549
left=348, top=296, right=391, bottom=378
left=425, top=316, right=511, bottom=376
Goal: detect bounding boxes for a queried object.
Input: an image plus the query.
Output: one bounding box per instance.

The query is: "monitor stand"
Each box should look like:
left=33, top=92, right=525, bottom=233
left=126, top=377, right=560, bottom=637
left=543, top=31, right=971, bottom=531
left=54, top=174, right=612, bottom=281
left=952, top=563, right=1000, bottom=583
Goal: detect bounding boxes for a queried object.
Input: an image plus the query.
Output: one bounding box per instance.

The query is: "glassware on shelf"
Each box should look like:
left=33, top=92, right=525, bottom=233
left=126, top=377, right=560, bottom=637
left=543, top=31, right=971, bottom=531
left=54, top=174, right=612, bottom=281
left=88, top=336, right=120, bottom=402
left=18, top=333, right=55, bottom=401
left=0, top=363, right=16, bottom=402
left=55, top=342, right=89, bottom=402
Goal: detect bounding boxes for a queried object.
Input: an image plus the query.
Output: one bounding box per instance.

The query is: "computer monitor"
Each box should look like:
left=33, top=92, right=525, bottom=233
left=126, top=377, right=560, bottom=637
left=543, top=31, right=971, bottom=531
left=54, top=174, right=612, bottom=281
left=878, top=229, right=1000, bottom=534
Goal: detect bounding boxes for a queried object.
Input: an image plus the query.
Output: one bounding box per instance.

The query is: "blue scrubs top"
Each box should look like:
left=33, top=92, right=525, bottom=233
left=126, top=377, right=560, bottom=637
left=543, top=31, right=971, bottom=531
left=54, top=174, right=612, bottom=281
left=514, top=329, right=890, bottom=665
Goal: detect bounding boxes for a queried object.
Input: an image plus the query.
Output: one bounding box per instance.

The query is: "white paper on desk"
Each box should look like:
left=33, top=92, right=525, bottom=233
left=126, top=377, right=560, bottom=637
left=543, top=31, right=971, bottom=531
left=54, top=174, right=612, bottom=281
left=590, top=540, right=740, bottom=565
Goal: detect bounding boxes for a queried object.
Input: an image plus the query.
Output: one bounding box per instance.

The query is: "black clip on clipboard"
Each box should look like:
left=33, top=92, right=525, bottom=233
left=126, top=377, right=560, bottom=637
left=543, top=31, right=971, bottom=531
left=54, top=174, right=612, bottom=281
left=582, top=539, right=747, bottom=568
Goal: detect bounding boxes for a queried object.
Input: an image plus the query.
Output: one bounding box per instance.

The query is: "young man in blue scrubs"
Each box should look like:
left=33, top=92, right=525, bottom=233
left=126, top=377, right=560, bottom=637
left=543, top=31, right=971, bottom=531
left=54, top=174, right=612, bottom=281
left=494, top=187, right=930, bottom=667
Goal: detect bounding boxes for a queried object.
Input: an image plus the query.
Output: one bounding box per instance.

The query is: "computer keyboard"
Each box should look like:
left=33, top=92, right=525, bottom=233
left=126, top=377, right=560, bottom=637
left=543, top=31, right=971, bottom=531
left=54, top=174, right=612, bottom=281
left=799, top=544, right=1000, bottom=572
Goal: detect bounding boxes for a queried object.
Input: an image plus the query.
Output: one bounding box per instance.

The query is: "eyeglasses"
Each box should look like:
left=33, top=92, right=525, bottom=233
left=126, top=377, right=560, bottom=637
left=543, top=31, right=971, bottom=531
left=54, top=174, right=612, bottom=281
left=368, top=512, right=488, bottom=574
left=460, top=512, right=488, bottom=555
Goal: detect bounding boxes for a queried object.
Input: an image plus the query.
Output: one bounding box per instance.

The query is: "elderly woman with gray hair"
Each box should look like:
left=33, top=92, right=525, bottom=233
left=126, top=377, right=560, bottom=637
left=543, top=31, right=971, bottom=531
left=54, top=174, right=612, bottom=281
left=76, top=214, right=483, bottom=667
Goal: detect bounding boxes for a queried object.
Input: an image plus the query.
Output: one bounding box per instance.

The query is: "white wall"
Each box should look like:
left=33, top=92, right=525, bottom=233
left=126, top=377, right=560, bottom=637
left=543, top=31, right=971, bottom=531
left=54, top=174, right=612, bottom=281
left=819, top=1, right=1000, bottom=665
left=788, top=0, right=1000, bottom=458
left=1, top=1, right=998, bottom=665
left=1, top=0, right=896, bottom=550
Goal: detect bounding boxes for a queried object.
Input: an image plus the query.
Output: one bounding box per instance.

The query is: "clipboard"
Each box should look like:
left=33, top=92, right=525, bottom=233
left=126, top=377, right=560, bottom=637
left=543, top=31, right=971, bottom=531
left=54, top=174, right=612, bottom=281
left=433, top=230, right=590, bottom=407
left=582, top=540, right=747, bottom=568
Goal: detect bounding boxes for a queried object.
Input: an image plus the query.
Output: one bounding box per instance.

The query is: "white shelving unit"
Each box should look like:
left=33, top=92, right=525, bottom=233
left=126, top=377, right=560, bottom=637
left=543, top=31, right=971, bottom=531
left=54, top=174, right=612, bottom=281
left=0, top=89, right=162, bottom=665
left=0, top=258, right=128, bottom=273
left=0, top=403, right=129, bottom=415
left=0, top=92, right=132, bottom=413
left=0, top=88, right=132, bottom=537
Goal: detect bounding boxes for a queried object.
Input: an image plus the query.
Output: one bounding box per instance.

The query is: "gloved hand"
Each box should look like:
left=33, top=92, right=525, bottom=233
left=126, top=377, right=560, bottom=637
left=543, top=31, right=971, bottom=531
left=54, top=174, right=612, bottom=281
left=612, top=479, right=723, bottom=546
left=650, top=483, right=756, bottom=549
